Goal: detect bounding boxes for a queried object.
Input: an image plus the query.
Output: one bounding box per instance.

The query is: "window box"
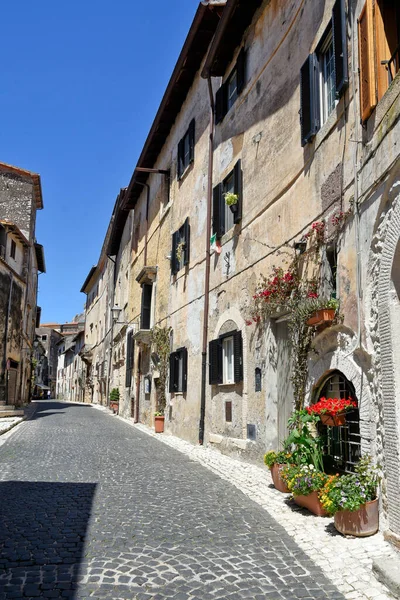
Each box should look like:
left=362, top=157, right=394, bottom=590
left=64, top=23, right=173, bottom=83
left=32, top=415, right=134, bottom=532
left=306, top=308, right=336, bottom=327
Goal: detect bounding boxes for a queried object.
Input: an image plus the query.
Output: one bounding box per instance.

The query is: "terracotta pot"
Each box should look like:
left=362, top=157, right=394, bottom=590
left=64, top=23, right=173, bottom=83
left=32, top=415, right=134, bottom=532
left=293, top=490, right=328, bottom=516
left=270, top=464, right=290, bottom=493
left=334, top=498, right=379, bottom=537
left=154, top=415, right=165, bottom=433
left=320, top=412, right=346, bottom=426
left=306, top=308, right=336, bottom=327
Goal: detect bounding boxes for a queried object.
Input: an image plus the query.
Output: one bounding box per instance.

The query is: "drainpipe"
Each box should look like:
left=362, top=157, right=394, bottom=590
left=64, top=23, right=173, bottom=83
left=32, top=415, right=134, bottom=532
left=199, top=75, right=215, bottom=445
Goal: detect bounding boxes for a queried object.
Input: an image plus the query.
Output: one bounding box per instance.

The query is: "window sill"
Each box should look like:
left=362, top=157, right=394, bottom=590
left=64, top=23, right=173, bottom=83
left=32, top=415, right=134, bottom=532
left=218, top=382, right=236, bottom=388
left=177, top=161, right=194, bottom=183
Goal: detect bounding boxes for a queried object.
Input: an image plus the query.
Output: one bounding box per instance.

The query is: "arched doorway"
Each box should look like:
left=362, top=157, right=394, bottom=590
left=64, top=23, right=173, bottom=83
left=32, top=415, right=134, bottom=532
left=313, top=370, right=360, bottom=474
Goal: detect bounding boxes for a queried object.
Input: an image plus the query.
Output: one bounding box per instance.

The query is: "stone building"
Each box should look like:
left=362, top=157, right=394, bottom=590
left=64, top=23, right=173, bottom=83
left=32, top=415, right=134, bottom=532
left=55, top=329, right=85, bottom=402
left=0, top=162, right=45, bottom=411
left=81, top=0, right=400, bottom=542
left=35, top=326, right=63, bottom=397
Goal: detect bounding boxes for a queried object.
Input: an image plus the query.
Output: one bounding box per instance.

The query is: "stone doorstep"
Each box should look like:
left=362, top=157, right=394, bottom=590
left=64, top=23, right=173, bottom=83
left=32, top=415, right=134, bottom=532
left=373, top=557, right=400, bottom=599
left=0, top=409, right=24, bottom=417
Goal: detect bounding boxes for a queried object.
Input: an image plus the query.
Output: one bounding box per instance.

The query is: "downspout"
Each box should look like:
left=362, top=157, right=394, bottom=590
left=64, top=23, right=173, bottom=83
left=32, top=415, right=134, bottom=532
left=199, top=75, right=215, bottom=444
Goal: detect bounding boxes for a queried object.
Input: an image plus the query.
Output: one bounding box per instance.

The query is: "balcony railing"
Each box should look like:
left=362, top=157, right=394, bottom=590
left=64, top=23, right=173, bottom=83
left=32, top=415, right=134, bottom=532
left=381, top=43, right=400, bottom=86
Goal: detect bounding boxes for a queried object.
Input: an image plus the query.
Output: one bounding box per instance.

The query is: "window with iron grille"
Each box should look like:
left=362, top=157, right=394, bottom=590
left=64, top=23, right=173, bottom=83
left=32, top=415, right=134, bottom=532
left=314, top=370, right=360, bottom=474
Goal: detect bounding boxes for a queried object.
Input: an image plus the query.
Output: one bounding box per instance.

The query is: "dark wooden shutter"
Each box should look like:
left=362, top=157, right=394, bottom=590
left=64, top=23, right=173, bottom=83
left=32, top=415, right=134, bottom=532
left=169, top=352, right=176, bottom=393
left=300, top=54, right=319, bottom=146
left=358, top=0, right=376, bottom=122
left=125, top=331, right=134, bottom=388
left=183, top=218, right=190, bottom=266
left=188, top=119, right=195, bottom=163
left=233, top=330, right=243, bottom=383
left=213, top=184, right=224, bottom=239
left=332, top=0, right=348, bottom=96
left=215, top=85, right=226, bottom=124
left=171, top=231, right=179, bottom=274
left=233, top=160, right=243, bottom=224
left=209, top=338, right=222, bottom=384
left=35, top=306, right=42, bottom=328
left=182, top=347, right=188, bottom=393
left=140, top=284, right=152, bottom=329
left=177, top=138, right=184, bottom=179
left=236, top=48, right=246, bottom=95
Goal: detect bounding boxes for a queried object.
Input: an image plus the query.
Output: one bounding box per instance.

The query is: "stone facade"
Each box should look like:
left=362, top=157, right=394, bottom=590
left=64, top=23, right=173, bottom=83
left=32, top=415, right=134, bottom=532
left=80, top=0, right=400, bottom=541
left=0, top=162, right=44, bottom=408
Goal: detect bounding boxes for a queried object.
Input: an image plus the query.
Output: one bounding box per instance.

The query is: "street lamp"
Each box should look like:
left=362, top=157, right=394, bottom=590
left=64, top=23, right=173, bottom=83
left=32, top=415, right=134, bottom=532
left=111, top=305, right=122, bottom=322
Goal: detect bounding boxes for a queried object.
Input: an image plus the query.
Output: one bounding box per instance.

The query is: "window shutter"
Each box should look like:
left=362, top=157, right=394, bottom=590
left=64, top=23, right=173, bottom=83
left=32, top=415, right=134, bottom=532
left=183, top=217, right=190, bottom=266
left=188, top=119, right=195, bottom=163
left=209, top=338, right=222, bottom=385
left=236, top=48, right=246, bottom=95
left=171, top=231, right=179, bottom=274
left=233, top=330, right=243, bottom=384
left=177, top=139, right=184, bottom=179
left=125, top=331, right=134, bottom=388
left=358, top=0, right=376, bottom=122
left=140, top=284, right=152, bottom=329
left=169, top=352, right=176, bottom=393
left=215, top=85, right=226, bottom=124
left=332, top=0, right=348, bottom=96
left=182, top=347, right=188, bottom=393
left=233, top=160, right=243, bottom=224
left=300, top=54, right=319, bottom=146
left=213, top=184, right=224, bottom=239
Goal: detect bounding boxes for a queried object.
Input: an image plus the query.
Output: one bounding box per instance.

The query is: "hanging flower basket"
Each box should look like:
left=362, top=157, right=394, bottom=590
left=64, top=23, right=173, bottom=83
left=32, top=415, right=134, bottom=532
left=306, top=308, right=336, bottom=326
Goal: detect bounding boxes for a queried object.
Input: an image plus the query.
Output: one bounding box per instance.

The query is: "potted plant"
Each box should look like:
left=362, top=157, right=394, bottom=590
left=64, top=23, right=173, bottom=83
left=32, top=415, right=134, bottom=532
left=264, top=450, right=292, bottom=493
left=176, top=240, right=185, bottom=264
left=307, top=397, right=357, bottom=426
left=306, top=297, right=339, bottom=327
left=319, top=456, right=380, bottom=536
left=281, top=464, right=328, bottom=516
left=224, top=192, right=239, bottom=213
left=154, top=410, right=165, bottom=433
left=109, top=388, right=120, bottom=414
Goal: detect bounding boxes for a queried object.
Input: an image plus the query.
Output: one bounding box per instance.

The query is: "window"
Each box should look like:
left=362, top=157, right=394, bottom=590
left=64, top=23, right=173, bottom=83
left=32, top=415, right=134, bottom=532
left=169, top=347, right=188, bottom=393
left=125, top=330, right=134, bottom=388
left=212, top=160, right=242, bottom=239
left=42, top=335, right=47, bottom=341
left=215, top=48, right=246, bottom=124
left=358, top=0, right=400, bottom=122
left=10, top=239, right=16, bottom=260
left=177, top=120, right=195, bottom=179
left=171, top=218, right=190, bottom=275
left=300, top=0, right=348, bottom=145
left=140, top=284, right=153, bottom=329
left=314, top=370, right=360, bottom=474
left=209, top=330, right=243, bottom=385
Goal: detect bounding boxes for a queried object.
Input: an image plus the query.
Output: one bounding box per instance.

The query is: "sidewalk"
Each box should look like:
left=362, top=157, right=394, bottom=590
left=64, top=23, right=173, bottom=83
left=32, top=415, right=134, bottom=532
left=101, top=408, right=399, bottom=600
left=0, top=401, right=38, bottom=436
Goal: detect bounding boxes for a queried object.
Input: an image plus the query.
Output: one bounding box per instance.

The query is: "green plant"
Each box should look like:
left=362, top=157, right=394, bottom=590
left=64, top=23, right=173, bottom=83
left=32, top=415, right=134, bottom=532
left=224, top=192, right=239, bottom=206
left=154, top=410, right=164, bottom=417
left=319, top=456, right=380, bottom=515
left=176, top=240, right=185, bottom=263
left=284, top=410, right=324, bottom=471
left=263, top=450, right=292, bottom=468
left=281, top=463, right=328, bottom=496
left=150, top=326, right=172, bottom=413
left=109, top=388, right=120, bottom=402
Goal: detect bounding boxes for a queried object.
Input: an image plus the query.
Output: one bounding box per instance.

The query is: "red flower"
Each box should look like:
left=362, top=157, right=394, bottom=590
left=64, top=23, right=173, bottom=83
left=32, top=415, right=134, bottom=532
left=307, top=397, right=357, bottom=417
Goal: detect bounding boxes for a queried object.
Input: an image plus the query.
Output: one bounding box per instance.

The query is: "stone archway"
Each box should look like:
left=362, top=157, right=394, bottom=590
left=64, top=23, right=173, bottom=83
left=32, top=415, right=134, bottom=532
left=367, top=182, right=400, bottom=537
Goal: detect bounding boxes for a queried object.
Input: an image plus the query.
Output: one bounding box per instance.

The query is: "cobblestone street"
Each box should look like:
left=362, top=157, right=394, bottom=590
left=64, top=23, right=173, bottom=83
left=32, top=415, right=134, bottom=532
left=0, top=401, right=396, bottom=599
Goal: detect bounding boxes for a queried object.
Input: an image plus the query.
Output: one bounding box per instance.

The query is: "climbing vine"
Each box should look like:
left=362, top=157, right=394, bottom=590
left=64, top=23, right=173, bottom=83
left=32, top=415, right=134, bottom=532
left=150, top=326, right=172, bottom=414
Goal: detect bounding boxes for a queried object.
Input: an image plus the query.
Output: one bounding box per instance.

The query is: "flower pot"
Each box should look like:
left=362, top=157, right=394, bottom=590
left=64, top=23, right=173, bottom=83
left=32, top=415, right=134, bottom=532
left=270, top=464, right=290, bottom=493
left=320, top=412, right=346, bottom=426
left=306, top=308, right=336, bottom=327
left=293, top=491, right=328, bottom=516
left=154, top=415, right=165, bottom=433
left=229, top=203, right=238, bottom=214
left=334, top=498, right=379, bottom=537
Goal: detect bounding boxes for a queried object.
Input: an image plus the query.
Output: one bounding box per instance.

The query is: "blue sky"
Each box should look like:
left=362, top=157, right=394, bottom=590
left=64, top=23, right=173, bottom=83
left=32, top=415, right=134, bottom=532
left=0, top=0, right=198, bottom=323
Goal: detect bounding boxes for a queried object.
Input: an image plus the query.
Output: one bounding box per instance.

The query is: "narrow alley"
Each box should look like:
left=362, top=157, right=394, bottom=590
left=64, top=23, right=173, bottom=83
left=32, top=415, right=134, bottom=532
left=0, top=401, right=351, bottom=600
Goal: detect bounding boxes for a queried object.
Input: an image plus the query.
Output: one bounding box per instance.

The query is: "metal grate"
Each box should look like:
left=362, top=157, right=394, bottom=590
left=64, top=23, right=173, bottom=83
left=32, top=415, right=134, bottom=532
left=315, top=371, right=361, bottom=474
